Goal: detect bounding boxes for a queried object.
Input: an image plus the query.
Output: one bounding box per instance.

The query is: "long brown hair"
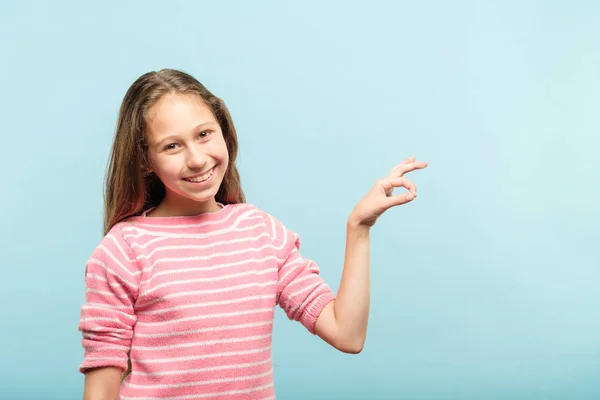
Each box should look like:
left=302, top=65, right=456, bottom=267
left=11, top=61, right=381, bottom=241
left=103, top=69, right=245, bottom=235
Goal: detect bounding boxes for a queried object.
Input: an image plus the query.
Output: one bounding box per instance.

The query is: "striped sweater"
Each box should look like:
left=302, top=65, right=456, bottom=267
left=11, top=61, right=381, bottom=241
left=78, top=203, right=336, bottom=399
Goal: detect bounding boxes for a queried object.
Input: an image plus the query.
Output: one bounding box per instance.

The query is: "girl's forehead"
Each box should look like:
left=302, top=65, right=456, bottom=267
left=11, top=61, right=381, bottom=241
left=147, top=93, right=217, bottom=136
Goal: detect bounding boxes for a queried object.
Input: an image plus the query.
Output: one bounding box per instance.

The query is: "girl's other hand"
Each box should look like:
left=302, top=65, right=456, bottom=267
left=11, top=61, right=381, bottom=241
left=348, top=156, right=428, bottom=228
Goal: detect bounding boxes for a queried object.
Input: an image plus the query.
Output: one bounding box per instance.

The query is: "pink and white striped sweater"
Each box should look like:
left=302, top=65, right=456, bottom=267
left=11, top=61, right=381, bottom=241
left=78, top=203, right=335, bottom=399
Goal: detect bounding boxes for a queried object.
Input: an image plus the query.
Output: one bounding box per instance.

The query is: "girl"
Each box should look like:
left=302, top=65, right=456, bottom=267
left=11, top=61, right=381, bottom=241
left=78, top=69, right=427, bottom=400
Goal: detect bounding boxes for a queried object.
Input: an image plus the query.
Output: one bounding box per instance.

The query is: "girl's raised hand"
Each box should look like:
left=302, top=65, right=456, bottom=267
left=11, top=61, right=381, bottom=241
left=349, top=156, right=428, bottom=228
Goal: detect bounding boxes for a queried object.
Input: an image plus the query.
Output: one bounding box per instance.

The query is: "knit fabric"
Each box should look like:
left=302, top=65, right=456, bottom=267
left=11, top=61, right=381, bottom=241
left=78, top=203, right=335, bottom=399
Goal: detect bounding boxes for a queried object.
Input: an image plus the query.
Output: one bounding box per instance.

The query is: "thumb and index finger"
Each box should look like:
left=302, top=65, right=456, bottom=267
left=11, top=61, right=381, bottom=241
left=380, top=156, right=429, bottom=206
left=380, top=177, right=418, bottom=206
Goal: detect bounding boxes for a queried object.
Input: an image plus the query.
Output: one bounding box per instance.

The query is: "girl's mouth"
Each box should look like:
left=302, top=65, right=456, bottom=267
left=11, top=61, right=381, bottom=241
left=183, top=168, right=214, bottom=183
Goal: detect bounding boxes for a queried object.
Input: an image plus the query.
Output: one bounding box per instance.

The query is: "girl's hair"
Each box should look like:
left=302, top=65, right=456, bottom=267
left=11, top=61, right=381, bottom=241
left=103, top=69, right=245, bottom=235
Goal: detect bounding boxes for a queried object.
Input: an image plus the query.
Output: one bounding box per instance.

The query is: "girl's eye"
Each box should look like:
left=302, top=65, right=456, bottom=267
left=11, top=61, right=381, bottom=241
left=163, top=143, right=179, bottom=151
left=199, top=130, right=211, bottom=139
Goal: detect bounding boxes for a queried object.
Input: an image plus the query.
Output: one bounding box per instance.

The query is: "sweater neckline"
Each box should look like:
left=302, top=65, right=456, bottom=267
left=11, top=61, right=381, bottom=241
left=128, top=203, right=233, bottom=225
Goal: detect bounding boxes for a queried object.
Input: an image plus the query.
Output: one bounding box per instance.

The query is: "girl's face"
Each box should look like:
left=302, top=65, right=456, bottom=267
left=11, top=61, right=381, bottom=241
left=145, top=92, right=229, bottom=215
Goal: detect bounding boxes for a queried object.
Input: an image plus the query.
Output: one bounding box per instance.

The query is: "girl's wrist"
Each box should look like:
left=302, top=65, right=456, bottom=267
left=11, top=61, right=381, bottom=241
left=346, top=217, right=371, bottom=235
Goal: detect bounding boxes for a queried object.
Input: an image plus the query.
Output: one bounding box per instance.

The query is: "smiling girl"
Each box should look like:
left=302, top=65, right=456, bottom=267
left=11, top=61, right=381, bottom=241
left=78, top=69, right=427, bottom=400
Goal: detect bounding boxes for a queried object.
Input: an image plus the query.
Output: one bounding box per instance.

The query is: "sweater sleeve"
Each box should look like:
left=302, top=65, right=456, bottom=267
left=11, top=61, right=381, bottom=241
left=78, top=224, right=140, bottom=373
left=264, top=212, right=336, bottom=334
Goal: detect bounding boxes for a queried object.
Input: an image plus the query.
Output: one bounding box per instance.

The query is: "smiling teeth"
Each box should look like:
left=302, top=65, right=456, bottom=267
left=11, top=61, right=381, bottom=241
left=185, top=169, right=212, bottom=183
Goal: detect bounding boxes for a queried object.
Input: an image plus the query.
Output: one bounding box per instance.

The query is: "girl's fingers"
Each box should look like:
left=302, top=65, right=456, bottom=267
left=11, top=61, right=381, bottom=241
left=387, top=192, right=417, bottom=206
left=379, top=157, right=427, bottom=208
left=390, top=156, right=416, bottom=173
left=388, top=159, right=428, bottom=178
left=401, top=155, right=417, bottom=165
left=381, top=177, right=417, bottom=197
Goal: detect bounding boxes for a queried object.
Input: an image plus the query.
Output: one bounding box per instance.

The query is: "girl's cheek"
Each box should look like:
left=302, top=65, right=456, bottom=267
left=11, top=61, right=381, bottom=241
left=156, top=154, right=179, bottom=169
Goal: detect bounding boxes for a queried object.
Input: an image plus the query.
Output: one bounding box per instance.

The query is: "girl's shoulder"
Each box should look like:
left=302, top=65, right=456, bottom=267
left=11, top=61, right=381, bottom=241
left=240, top=204, right=297, bottom=239
left=93, top=221, right=134, bottom=253
left=221, top=203, right=291, bottom=237
left=85, top=222, right=138, bottom=274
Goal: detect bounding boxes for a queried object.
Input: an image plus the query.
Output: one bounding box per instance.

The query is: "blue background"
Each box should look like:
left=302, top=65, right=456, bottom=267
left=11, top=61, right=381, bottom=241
left=1, top=1, right=599, bottom=399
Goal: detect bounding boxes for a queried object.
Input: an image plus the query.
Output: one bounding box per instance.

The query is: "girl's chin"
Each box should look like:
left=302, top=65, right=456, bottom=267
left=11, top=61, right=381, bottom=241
left=168, top=186, right=221, bottom=205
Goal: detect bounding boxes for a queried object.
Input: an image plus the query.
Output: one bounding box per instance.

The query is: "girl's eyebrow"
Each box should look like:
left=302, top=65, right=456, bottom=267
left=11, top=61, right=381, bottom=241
left=153, top=121, right=218, bottom=147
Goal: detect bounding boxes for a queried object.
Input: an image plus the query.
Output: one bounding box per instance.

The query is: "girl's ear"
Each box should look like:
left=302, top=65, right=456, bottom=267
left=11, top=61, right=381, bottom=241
left=146, top=158, right=154, bottom=173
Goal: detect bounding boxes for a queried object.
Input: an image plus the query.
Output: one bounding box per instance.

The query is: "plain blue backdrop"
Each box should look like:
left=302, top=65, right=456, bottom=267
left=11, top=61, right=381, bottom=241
left=1, top=1, right=599, bottom=399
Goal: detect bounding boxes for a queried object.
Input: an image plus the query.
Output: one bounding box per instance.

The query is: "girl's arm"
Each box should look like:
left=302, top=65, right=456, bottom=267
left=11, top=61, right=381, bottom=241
left=79, top=225, right=140, bottom=397
left=315, top=156, right=428, bottom=353
left=83, top=367, right=123, bottom=400
left=314, top=221, right=371, bottom=353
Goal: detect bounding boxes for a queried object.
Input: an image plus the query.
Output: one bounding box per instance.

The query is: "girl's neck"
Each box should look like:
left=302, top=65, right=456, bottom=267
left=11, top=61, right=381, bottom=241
left=146, top=196, right=222, bottom=218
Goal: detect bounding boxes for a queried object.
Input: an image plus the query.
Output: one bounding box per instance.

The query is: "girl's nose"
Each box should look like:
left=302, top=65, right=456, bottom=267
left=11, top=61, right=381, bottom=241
left=186, top=146, right=208, bottom=169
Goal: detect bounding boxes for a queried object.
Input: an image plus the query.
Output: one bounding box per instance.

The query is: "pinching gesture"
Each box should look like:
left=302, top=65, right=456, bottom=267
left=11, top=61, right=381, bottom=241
left=349, top=156, right=428, bottom=228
